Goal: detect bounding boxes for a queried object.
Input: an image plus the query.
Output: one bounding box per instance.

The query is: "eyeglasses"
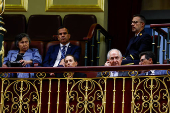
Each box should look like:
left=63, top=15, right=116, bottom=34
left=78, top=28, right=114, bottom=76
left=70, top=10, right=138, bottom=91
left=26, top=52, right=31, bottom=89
left=131, top=21, right=143, bottom=24
left=140, top=58, right=147, bottom=62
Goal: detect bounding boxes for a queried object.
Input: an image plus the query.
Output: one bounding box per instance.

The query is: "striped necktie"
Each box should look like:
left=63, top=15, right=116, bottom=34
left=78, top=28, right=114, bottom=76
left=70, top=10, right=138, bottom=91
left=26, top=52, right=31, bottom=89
left=61, top=45, right=66, bottom=59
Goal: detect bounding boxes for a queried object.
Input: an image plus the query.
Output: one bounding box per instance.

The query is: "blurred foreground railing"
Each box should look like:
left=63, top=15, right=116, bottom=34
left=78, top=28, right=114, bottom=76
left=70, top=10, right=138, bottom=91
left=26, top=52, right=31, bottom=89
left=0, top=65, right=170, bottom=113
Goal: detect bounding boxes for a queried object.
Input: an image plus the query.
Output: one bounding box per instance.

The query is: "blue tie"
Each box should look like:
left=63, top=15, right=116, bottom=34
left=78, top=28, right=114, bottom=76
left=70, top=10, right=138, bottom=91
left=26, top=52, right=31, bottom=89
left=61, top=45, right=66, bottom=60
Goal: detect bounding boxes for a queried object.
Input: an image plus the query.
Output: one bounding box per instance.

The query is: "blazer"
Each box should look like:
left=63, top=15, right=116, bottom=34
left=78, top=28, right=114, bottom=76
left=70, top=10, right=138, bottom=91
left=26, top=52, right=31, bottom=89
left=3, top=48, right=42, bottom=78
left=43, top=43, right=81, bottom=67
left=55, top=72, right=87, bottom=78
left=97, top=71, right=129, bottom=77
left=123, top=30, right=152, bottom=64
left=138, top=70, right=168, bottom=76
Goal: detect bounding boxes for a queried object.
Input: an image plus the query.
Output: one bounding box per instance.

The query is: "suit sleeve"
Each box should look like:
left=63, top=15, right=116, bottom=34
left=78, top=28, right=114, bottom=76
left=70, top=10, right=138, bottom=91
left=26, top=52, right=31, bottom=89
left=130, top=34, right=152, bottom=59
left=43, top=46, right=53, bottom=67
left=73, top=46, right=81, bottom=62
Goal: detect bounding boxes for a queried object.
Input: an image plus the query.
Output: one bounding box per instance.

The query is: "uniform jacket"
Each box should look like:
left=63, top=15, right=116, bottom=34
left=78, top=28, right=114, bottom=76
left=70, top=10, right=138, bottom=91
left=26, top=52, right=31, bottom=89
left=123, top=30, right=152, bottom=64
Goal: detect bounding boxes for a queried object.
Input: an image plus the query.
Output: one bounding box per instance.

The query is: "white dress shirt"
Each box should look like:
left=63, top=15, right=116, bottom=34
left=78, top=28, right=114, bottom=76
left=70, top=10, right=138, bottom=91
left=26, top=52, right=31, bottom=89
left=109, top=71, right=118, bottom=77
left=53, top=42, right=70, bottom=67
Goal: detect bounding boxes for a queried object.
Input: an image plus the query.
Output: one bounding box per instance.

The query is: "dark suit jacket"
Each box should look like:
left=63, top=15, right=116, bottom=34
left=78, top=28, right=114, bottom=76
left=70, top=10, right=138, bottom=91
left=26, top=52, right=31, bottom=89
left=55, top=72, right=87, bottom=78
left=43, top=43, right=81, bottom=67
left=97, top=71, right=129, bottom=77
left=122, top=30, right=152, bottom=65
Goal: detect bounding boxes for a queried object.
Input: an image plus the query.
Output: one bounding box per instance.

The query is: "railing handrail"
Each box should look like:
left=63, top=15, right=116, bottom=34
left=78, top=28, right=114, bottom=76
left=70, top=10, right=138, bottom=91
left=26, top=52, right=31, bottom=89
left=150, top=23, right=170, bottom=28
left=85, top=23, right=110, bottom=40
left=1, top=65, right=170, bottom=73
left=154, top=28, right=167, bottom=38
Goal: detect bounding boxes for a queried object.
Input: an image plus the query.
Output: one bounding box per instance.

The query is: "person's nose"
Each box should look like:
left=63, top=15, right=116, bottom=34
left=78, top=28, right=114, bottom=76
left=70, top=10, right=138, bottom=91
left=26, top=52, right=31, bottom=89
left=23, top=42, right=27, bottom=46
left=67, top=62, right=70, bottom=65
left=61, top=33, right=65, bottom=37
left=113, top=59, right=117, bottom=62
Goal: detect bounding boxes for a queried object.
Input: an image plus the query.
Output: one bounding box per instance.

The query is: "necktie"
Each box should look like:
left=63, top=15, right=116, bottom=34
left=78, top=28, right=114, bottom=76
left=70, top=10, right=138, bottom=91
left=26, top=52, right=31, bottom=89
left=61, top=45, right=66, bottom=60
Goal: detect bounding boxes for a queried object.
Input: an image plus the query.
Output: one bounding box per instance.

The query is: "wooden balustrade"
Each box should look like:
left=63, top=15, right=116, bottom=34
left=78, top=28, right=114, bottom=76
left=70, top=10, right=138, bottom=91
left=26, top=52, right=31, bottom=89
left=150, top=23, right=170, bottom=64
left=84, top=24, right=112, bottom=66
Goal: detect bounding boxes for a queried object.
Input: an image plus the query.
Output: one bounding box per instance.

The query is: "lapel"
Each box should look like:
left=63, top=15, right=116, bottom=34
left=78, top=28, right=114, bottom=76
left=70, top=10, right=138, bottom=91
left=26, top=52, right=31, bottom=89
left=66, top=43, right=73, bottom=54
left=133, top=30, right=145, bottom=44
left=126, top=30, right=145, bottom=51
left=54, top=44, right=60, bottom=58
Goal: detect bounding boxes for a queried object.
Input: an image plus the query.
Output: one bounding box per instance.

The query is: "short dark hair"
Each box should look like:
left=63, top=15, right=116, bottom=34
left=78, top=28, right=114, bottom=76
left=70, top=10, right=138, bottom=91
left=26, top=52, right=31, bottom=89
left=57, top=26, right=70, bottom=35
left=133, top=14, right=146, bottom=24
left=139, top=51, right=156, bottom=64
left=64, top=54, right=77, bottom=62
left=15, top=33, right=31, bottom=49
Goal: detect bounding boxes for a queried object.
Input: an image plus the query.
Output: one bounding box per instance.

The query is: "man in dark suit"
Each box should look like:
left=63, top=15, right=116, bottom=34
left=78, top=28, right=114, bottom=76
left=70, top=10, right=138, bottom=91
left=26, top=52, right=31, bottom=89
left=56, top=54, right=87, bottom=78
left=122, top=14, right=152, bottom=65
left=138, top=51, right=167, bottom=75
left=97, top=49, right=129, bottom=77
left=43, top=26, right=81, bottom=76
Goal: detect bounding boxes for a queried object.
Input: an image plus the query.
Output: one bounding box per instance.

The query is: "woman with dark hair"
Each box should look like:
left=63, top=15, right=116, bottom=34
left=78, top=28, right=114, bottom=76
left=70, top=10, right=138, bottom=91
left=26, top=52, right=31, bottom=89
left=2, top=33, right=42, bottom=78
left=55, top=54, right=87, bottom=78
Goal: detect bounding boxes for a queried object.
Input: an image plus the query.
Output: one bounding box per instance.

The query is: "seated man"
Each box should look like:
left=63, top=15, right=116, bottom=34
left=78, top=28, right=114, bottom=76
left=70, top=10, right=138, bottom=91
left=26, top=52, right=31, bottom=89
left=43, top=26, right=81, bottom=76
left=122, top=14, right=152, bottom=65
left=139, top=51, right=167, bottom=75
left=55, top=54, right=87, bottom=78
left=97, top=49, right=129, bottom=77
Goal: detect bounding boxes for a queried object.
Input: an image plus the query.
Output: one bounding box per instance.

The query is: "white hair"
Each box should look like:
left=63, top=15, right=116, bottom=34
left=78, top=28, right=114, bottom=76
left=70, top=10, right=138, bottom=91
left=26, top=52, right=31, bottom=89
left=107, top=48, right=122, bottom=60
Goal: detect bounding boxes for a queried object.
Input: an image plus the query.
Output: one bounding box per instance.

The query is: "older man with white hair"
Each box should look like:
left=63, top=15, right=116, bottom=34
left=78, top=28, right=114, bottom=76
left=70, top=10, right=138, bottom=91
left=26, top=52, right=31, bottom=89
left=97, top=49, right=129, bottom=77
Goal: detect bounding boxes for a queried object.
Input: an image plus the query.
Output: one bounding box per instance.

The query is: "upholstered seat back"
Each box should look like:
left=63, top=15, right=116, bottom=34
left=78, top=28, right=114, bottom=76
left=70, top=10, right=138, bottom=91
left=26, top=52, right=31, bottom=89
left=27, top=15, right=62, bottom=41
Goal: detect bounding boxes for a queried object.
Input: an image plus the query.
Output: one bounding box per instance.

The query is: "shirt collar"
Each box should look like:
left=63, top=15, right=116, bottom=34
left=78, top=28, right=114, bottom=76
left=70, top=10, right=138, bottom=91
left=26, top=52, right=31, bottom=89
left=60, top=42, right=70, bottom=48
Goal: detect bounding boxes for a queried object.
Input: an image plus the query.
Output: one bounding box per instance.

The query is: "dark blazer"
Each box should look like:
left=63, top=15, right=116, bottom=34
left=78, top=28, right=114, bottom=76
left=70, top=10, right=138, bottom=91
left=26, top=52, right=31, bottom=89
left=122, top=30, right=152, bottom=65
left=97, top=71, right=129, bottom=77
left=55, top=72, right=87, bottom=78
left=43, top=43, right=81, bottom=67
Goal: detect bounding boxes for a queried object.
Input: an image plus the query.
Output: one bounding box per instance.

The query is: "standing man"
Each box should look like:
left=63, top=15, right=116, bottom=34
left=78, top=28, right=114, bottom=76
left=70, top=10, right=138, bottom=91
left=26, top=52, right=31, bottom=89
left=139, top=51, right=167, bottom=75
left=43, top=26, right=81, bottom=68
left=122, top=14, right=152, bottom=65
left=97, top=49, right=129, bottom=77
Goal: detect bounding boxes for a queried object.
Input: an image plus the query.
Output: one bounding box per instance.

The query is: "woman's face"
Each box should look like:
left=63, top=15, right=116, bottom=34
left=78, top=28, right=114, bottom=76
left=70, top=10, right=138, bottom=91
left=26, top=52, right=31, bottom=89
left=18, top=37, right=29, bottom=53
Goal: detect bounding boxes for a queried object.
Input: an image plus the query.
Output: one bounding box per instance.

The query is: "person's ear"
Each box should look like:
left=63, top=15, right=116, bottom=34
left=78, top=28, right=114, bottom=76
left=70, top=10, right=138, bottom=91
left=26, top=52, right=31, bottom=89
left=121, top=57, right=123, bottom=60
left=148, top=58, right=153, bottom=64
left=75, top=61, right=78, bottom=66
left=68, top=34, right=71, bottom=39
left=142, top=22, right=145, bottom=27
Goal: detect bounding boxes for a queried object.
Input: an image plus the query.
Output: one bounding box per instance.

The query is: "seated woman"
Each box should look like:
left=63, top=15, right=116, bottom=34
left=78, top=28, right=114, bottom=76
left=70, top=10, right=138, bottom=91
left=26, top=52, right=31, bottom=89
left=2, top=33, right=42, bottom=78
left=56, top=54, right=87, bottom=78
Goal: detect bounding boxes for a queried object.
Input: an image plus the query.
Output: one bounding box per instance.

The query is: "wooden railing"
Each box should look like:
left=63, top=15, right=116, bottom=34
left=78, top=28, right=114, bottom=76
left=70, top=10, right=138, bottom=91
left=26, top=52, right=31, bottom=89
left=84, top=24, right=112, bottom=66
left=150, top=23, right=170, bottom=64
left=0, top=65, right=170, bottom=113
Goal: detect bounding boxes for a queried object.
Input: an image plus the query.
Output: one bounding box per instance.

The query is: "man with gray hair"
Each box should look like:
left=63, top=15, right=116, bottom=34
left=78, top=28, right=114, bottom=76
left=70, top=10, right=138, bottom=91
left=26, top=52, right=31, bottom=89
left=97, top=49, right=129, bottom=77
left=122, top=14, right=152, bottom=65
